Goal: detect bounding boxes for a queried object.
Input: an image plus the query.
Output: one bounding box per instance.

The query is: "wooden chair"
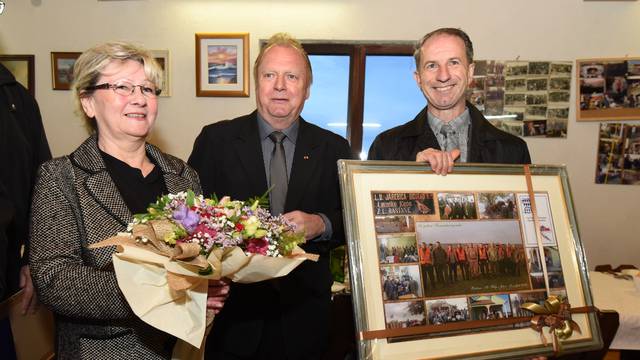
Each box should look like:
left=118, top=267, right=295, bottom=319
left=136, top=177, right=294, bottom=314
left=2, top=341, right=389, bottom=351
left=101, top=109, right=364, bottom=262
left=0, top=290, right=55, bottom=360
left=613, top=264, right=638, bottom=272
left=594, top=264, right=613, bottom=272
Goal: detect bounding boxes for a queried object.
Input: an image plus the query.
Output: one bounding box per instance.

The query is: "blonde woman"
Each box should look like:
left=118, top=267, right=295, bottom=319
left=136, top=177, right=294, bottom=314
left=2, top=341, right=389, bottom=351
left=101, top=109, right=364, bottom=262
left=29, top=42, right=228, bottom=359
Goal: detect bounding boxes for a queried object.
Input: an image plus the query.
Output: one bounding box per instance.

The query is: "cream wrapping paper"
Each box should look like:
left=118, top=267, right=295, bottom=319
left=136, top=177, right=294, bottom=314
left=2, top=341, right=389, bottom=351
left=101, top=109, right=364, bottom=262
left=112, top=249, right=209, bottom=347
left=91, top=238, right=318, bottom=356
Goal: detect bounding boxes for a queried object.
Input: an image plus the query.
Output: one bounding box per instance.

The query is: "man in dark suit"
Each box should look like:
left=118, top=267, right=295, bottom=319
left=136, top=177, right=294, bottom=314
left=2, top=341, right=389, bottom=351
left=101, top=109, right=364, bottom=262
left=189, top=33, right=351, bottom=360
left=1, top=62, right=51, bottom=359
left=368, top=28, right=530, bottom=169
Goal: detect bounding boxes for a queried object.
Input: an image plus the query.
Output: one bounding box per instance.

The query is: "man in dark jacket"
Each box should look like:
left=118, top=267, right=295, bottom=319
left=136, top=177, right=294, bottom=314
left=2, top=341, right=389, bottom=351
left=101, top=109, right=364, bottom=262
left=368, top=28, right=530, bottom=169
left=189, top=33, right=351, bottom=360
left=0, top=63, right=51, bottom=305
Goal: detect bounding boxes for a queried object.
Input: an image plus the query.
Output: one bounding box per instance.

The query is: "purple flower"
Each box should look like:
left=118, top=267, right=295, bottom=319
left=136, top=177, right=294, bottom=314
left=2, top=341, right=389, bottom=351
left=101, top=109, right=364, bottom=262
left=173, top=204, right=200, bottom=233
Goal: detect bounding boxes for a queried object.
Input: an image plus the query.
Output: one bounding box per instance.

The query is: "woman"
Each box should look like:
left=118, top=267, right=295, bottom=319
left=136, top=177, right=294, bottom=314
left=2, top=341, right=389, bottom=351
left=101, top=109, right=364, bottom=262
left=29, top=42, right=227, bottom=359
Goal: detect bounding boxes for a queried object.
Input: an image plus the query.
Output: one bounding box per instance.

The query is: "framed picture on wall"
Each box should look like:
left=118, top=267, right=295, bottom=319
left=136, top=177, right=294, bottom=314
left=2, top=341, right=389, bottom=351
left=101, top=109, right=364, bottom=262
left=338, top=160, right=602, bottom=359
left=0, top=55, right=35, bottom=96
left=576, top=57, right=640, bottom=121
left=195, top=33, right=249, bottom=97
left=151, top=50, right=171, bottom=97
left=51, top=52, right=81, bottom=90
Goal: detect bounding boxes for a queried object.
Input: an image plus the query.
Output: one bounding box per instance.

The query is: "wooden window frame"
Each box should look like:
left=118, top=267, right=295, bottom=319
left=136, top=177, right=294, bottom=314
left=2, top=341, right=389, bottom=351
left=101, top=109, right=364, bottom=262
left=302, top=42, right=415, bottom=158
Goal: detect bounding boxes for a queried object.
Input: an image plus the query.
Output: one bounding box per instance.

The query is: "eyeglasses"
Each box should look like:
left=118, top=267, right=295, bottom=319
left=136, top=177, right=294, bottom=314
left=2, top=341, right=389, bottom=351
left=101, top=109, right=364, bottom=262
left=85, top=82, right=162, bottom=98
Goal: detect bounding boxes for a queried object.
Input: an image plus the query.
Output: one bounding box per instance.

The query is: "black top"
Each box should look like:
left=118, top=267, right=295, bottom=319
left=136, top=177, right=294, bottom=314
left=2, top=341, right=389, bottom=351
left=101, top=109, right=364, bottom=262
left=100, top=150, right=167, bottom=215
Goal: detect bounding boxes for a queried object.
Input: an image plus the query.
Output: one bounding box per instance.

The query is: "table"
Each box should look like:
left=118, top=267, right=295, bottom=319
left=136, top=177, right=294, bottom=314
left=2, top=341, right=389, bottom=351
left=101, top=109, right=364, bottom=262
left=589, top=271, right=640, bottom=350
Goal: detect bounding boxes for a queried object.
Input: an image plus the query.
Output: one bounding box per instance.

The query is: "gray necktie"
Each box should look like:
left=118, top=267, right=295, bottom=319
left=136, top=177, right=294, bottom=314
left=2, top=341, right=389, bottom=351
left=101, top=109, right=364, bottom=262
left=440, top=123, right=459, bottom=152
left=269, top=131, right=287, bottom=215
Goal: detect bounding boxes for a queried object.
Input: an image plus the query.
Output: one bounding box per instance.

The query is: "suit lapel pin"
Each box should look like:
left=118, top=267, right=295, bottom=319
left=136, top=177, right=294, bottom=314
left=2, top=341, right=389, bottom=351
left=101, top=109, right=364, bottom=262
left=303, top=155, right=310, bottom=160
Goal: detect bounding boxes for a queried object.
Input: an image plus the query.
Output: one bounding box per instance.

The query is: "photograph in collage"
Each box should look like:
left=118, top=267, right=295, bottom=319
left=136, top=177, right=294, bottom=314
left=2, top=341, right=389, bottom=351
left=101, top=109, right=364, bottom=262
left=425, top=297, right=469, bottom=325
left=516, top=193, right=557, bottom=247
left=468, top=294, right=512, bottom=320
left=477, top=192, right=518, bottom=220
left=415, top=220, right=529, bottom=297
left=378, top=233, right=418, bottom=264
left=510, top=291, right=548, bottom=319
left=374, top=215, right=415, bottom=234
left=526, top=247, right=562, bottom=273
left=381, top=264, right=423, bottom=300
left=437, top=193, right=477, bottom=220
left=579, top=58, right=640, bottom=111
left=384, top=301, right=426, bottom=329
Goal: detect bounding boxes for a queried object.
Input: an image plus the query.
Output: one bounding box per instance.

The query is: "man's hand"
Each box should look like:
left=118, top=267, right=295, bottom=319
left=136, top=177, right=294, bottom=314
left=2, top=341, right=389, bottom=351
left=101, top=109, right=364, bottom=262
left=19, top=265, right=38, bottom=315
left=282, top=210, right=325, bottom=240
left=415, top=148, right=461, bottom=175
left=207, top=278, right=230, bottom=314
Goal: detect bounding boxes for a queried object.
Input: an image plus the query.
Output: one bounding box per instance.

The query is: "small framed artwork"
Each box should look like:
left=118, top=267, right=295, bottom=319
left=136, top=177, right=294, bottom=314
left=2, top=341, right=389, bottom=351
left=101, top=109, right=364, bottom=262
left=195, top=33, right=249, bottom=97
left=576, top=57, right=640, bottom=121
left=151, top=50, right=171, bottom=97
left=51, top=52, right=81, bottom=90
left=339, top=160, right=602, bottom=359
left=0, top=55, right=35, bottom=96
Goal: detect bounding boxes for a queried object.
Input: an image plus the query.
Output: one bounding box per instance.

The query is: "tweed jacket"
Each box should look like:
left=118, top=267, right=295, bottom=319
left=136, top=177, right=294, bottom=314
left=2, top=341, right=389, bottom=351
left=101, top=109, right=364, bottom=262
left=368, top=102, right=531, bottom=164
left=29, top=136, right=201, bottom=360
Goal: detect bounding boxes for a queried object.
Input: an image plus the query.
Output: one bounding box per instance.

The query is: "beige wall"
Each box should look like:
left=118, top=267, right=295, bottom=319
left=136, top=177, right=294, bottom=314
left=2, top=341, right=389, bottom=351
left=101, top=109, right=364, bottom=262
left=1, top=0, right=639, bottom=269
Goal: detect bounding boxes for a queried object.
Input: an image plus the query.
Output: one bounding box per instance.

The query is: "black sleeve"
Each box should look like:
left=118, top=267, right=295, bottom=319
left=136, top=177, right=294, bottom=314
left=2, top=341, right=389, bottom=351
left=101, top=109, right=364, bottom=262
left=368, top=133, right=385, bottom=160
left=15, top=83, right=52, bottom=265
left=522, top=144, right=532, bottom=165
left=325, top=137, right=353, bottom=251
left=187, top=126, right=217, bottom=197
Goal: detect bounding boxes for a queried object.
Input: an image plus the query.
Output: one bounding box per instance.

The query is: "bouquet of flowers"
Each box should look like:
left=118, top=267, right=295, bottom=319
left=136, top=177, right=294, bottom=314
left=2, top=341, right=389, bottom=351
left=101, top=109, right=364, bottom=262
left=90, top=191, right=315, bottom=352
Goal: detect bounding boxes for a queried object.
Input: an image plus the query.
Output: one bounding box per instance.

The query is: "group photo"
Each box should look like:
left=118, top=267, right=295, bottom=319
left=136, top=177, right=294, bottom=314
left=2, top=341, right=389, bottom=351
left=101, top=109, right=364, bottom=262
left=425, top=297, right=469, bottom=325
left=380, top=264, right=423, bottom=300
left=377, top=234, right=419, bottom=264
left=416, top=220, right=530, bottom=297
left=437, top=193, right=477, bottom=220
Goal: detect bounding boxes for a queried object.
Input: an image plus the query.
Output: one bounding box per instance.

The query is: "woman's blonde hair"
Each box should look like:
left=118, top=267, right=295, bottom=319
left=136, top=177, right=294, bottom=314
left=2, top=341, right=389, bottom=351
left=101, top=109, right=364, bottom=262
left=72, top=41, right=163, bottom=132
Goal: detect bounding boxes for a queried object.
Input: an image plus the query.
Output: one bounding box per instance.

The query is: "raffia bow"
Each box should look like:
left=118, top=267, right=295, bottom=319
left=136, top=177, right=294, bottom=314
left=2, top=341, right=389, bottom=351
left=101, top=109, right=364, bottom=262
left=90, top=219, right=217, bottom=291
left=522, top=295, right=581, bottom=354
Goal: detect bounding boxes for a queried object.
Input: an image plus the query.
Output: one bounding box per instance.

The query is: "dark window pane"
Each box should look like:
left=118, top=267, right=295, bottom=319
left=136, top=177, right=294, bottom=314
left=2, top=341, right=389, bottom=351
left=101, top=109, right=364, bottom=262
left=362, top=56, right=426, bottom=159
left=301, top=55, right=350, bottom=139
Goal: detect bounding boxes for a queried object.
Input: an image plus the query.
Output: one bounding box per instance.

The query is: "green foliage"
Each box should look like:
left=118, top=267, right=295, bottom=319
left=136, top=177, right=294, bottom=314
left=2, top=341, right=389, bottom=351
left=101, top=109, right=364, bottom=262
left=329, top=246, right=346, bottom=283
left=278, top=230, right=305, bottom=256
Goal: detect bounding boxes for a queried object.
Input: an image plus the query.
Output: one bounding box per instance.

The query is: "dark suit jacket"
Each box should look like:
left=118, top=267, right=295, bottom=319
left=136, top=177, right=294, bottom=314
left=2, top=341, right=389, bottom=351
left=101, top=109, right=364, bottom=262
left=368, top=102, right=531, bottom=164
left=29, top=136, right=201, bottom=359
left=188, top=111, right=352, bottom=360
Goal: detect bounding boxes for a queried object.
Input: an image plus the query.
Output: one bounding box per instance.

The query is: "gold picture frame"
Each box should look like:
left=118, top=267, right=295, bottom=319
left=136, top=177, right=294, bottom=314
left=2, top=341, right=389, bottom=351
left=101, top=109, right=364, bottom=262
left=576, top=57, right=640, bottom=121
left=338, top=160, right=601, bottom=359
left=51, top=52, right=81, bottom=90
left=0, top=54, right=35, bottom=96
left=195, top=33, right=249, bottom=97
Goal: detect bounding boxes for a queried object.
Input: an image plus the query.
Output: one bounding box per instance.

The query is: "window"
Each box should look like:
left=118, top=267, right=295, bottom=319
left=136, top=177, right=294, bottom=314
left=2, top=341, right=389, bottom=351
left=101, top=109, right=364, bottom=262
left=301, top=43, right=426, bottom=159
